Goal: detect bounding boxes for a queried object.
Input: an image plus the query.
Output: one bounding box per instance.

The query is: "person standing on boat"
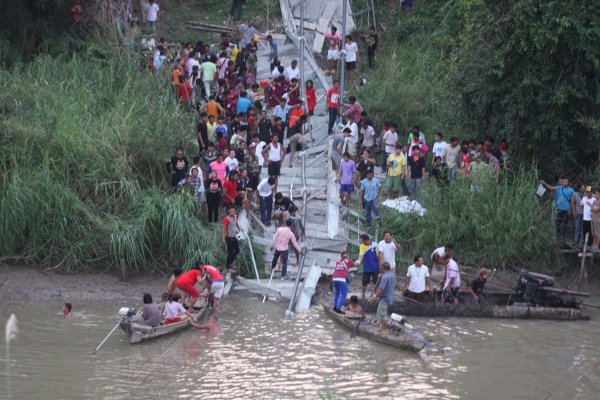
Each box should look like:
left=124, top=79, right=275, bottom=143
left=402, top=255, right=432, bottom=302
left=136, top=293, right=160, bottom=327
left=368, top=262, right=395, bottom=334
left=200, top=264, right=225, bottom=315
left=163, top=267, right=183, bottom=301
left=355, top=234, right=379, bottom=299
left=331, top=251, right=356, bottom=314
left=468, top=268, right=488, bottom=306
left=176, top=264, right=204, bottom=309
left=441, top=258, right=461, bottom=305
left=430, top=243, right=454, bottom=287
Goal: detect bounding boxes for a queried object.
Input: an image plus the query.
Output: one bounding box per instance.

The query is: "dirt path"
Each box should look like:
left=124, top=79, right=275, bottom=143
left=0, top=265, right=166, bottom=302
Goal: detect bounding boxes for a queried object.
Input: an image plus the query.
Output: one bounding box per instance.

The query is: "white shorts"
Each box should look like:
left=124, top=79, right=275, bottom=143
left=327, top=49, right=340, bottom=61
left=211, top=281, right=225, bottom=299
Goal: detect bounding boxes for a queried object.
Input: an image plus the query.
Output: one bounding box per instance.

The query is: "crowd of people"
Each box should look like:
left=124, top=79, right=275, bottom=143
left=540, top=180, right=600, bottom=252
left=331, top=240, right=490, bottom=333
left=139, top=16, right=511, bottom=330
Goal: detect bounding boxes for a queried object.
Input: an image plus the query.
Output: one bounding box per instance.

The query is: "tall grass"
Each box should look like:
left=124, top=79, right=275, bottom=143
left=384, top=169, right=556, bottom=270
left=0, top=50, right=261, bottom=274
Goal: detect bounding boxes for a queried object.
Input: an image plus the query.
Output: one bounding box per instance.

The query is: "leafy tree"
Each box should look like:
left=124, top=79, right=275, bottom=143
left=452, top=0, right=600, bottom=176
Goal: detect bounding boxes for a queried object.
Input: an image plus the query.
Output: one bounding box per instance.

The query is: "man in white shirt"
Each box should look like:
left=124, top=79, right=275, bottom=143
left=344, top=35, right=358, bottom=81
left=257, top=176, right=277, bottom=226
left=360, top=121, right=376, bottom=151
left=342, top=115, right=359, bottom=156
left=146, top=0, right=160, bottom=31
left=431, top=132, right=448, bottom=166
left=430, top=243, right=454, bottom=286
left=378, top=231, right=399, bottom=272
left=187, top=52, right=200, bottom=76
left=286, top=60, right=300, bottom=81
left=382, top=122, right=399, bottom=172
left=441, top=258, right=461, bottom=305
left=402, top=255, right=432, bottom=302
left=581, top=186, right=595, bottom=247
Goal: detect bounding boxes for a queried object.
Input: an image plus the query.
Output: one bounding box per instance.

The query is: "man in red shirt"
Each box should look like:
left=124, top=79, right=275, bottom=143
left=176, top=264, right=203, bottom=309
left=222, top=170, right=238, bottom=208
left=177, top=74, right=192, bottom=110
left=327, top=80, right=341, bottom=134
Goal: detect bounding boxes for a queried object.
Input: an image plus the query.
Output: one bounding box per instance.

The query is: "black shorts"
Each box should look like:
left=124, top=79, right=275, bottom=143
left=362, top=271, right=378, bottom=287
left=442, top=287, right=460, bottom=303
left=346, top=61, right=356, bottom=70
left=248, top=174, right=260, bottom=190
left=268, top=161, right=281, bottom=177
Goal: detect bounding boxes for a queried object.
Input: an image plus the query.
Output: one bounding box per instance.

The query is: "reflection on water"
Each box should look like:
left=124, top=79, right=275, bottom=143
left=2, top=293, right=600, bottom=399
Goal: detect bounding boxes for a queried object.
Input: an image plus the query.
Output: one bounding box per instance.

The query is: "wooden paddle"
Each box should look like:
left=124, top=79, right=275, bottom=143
left=350, top=276, right=381, bottom=338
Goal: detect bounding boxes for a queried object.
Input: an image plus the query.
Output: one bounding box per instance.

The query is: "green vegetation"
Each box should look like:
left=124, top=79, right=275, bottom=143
left=382, top=171, right=555, bottom=270
left=359, top=0, right=600, bottom=176
left=0, top=51, right=261, bottom=275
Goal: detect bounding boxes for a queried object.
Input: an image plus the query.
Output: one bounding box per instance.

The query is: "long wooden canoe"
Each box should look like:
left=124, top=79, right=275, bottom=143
left=358, top=292, right=590, bottom=321
left=119, top=299, right=209, bottom=344
left=321, top=304, right=425, bottom=352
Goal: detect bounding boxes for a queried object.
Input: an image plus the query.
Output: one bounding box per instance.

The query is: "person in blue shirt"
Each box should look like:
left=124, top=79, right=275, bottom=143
left=368, top=262, right=394, bottom=334
left=355, top=234, right=380, bottom=299
left=540, top=178, right=575, bottom=238
left=236, top=91, right=253, bottom=115
left=360, top=170, right=382, bottom=228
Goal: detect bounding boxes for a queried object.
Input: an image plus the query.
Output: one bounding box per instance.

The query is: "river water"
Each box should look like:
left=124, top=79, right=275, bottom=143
left=2, top=292, right=600, bottom=400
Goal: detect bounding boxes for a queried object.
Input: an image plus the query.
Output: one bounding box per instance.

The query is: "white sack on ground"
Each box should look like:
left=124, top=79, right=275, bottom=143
left=382, top=197, right=427, bottom=216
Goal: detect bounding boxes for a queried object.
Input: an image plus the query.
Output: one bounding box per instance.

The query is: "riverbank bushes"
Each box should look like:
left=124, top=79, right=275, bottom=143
left=383, top=170, right=555, bottom=270
left=0, top=51, right=260, bottom=275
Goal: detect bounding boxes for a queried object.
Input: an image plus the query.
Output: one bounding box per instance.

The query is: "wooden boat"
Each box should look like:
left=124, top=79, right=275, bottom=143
left=119, top=299, right=209, bottom=344
left=321, top=304, right=426, bottom=352
left=356, top=291, right=590, bottom=321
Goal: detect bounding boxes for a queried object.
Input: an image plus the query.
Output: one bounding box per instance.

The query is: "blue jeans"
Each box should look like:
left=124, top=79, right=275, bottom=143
left=574, top=214, right=583, bottom=243
left=401, top=178, right=410, bottom=196
left=364, top=199, right=381, bottom=227
left=260, top=195, right=273, bottom=224
left=332, top=280, right=348, bottom=310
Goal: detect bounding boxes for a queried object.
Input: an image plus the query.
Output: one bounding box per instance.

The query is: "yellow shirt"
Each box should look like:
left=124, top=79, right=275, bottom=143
left=207, top=121, right=217, bottom=141
left=387, top=153, right=406, bottom=177
left=230, top=47, right=239, bottom=63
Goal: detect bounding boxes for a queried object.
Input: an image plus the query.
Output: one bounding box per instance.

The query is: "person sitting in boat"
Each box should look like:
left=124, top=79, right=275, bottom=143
left=402, top=255, right=432, bottom=302
left=63, top=302, right=73, bottom=320
left=368, top=262, right=395, bottom=334
left=431, top=243, right=454, bottom=287
left=345, top=295, right=363, bottom=315
left=163, top=293, right=193, bottom=325
left=176, top=263, right=204, bottom=309
left=163, top=267, right=183, bottom=301
left=441, top=257, right=461, bottom=305
left=200, top=264, right=225, bottom=315
left=468, top=268, right=488, bottom=306
left=332, top=251, right=355, bottom=314
left=136, top=293, right=161, bottom=327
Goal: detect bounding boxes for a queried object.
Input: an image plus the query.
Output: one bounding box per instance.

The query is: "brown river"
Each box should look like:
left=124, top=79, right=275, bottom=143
left=2, top=291, right=600, bottom=399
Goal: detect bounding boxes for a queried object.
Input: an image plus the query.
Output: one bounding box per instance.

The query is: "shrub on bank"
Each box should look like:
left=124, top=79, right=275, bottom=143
left=0, top=51, right=261, bottom=275
left=383, top=169, right=555, bottom=270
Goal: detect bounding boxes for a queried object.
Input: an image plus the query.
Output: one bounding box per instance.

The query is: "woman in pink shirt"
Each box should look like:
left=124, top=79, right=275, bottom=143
left=209, top=154, right=228, bottom=184
left=270, top=219, right=302, bottom=280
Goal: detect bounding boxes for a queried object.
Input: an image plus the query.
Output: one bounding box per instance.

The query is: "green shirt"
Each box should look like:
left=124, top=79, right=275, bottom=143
left=201, top=61, right=217, bottom=82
